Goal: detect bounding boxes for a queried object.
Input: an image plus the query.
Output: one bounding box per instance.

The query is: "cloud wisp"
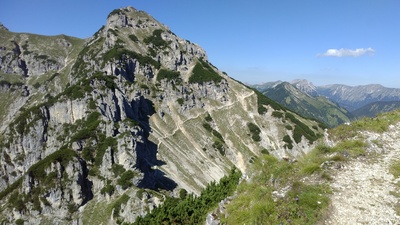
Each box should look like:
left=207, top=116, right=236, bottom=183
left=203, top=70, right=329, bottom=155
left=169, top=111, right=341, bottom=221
left=318, top=48, right=375, bottom=57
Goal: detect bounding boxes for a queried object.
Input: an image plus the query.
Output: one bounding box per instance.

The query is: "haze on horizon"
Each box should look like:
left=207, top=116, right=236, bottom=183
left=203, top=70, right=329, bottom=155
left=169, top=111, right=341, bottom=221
left=1, top=0, right=399, bottom=88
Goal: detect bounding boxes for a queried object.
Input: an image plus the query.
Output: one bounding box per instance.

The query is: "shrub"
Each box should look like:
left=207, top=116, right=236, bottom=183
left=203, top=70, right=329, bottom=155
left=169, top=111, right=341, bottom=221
left=88, top=99, right=96, bottom=110
left=212, top=130, right=224, bottom=141
left=134, top=168, right=241, bottom=224
left=92, top=72, right=118, bottom=91
left=179, top=189, right=188, bottom=199
left=103, top=47, right=160, bottom=69
left=33, top=82, right=40, bottom=89
left=177, top=98, right=184, bottom=105
left=100, top=180, right=115, bottom=196
left=112, top=194, right=130, bottom=217
left=283, top=135, right=293, bottom=149
left=136, top=189, right=145, bottom=199
left=188, top=59, right=223, bottom=84
left=71, top=111, right=101, bottom=142
left=205, top=113, right=213, bottom=122
left=247, top=122, right=261, bottom=142
left=0, top=178, right=22, bottom=200
left=112, top=164, right=126, bottom=176
left=202, top=122, right=212, bottom=132
left=272, top=111, right=284, bottom=118
left=285, top=112, right=319, bottom=144
left=144, top=29, right=170, bottom=49
left=157, top=69, right=181, bottom=82
left=62, top=79, right=92, bottom=100
left=129, top=34, right=139, bottom=42
left=15, top=219, right=24, bottom=225
left=213, top=140, right=225, bottom=155
left=261, top=149, right=269, bottom=154
left=28, top=148, right=77, bottom=180
left=117, top=170, right=137, bottom=189
left=108, top=9, right=122, bottom=18
left=140, top=84, right=149, bottom=89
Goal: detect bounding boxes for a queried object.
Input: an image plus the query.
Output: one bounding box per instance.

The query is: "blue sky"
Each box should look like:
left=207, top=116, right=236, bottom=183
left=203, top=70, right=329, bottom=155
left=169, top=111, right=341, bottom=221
left=1, top=0, right=399, bottom=87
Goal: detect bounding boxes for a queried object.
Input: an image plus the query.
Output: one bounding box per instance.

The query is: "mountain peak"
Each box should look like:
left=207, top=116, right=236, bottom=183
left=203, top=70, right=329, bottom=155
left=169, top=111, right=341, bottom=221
left=290, top=79, right=318, bottom=96
left=105, top=6, right=173, bottom=34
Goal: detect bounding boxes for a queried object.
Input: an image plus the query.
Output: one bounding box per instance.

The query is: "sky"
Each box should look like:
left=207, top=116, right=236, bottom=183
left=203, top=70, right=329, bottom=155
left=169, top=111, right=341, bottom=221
left=1, top=0, right=399, bottom=88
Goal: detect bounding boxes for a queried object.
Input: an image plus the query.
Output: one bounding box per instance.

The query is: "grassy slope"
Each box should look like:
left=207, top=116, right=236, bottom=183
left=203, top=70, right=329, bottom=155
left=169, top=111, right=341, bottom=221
left=222, top=109, right=400, bottom=224
left=262, top=83, right=351, bottom=127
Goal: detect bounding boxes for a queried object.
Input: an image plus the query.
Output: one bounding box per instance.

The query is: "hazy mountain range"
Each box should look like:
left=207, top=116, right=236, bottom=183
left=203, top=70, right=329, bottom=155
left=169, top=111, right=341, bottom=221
left=253, top=79, right=400, bottom=127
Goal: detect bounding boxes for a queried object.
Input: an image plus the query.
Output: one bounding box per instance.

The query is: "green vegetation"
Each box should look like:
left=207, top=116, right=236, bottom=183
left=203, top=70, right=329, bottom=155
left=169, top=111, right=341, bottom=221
left=129, top=34, right=139, bottom=42
left=329, top=110, right=400, bottom=141
left=297, top=142, right=366, bottom=177
left=11, top=105, right=45, bottom=135
left=189, top=59, right=224, bottom=84
left=333, top=140, right=366, bottom=157
left=108, top=9, right=123, bottom=18
left=102, top=47, right=160, bottom=69
left=272, top=111, right=284, bottom=119
left=71, top=111, right=101, bottom=142
left=1, top=148, right=78, bottom=213
left=202, top=121, right=226, bottom=155
left=250, top=87, right=285, bottom=114
left=177, top=98, right=184, bottom=105
left=0, top=178, right=22, bottom=200
left=260, top=83, right=352, bottom=128
left=247, top=122, right=261, bottom=142
left=93, top=72, right=118, bottom=91
left=202, top=122, right=212, bottom=132
left=61, top=71, right=117, bottom=101
left=112, top=194, right=130, bottom=217
left=28, top=148, right=77, bottom=180
left=144, top=29, right=170, bottom=49
left=390, top=160, right=400, bottom=178
left=117, top=170, right=138, bottom=190
left=285, top=112, right=320, bottom=144
left=62, top=80, right=92, bottom=100
left=133, top=168, right=241, bottom=224
left=283, top=135, right=293, bottom=149
left=15, top=219, right=24, bottom=225
left=213, top=140, right=225, bottom=155
left=205, top=113, right=213, bottom=122
left=223, top=154, right=331, bottom=225
left=156, top=69, right=181, bottom=83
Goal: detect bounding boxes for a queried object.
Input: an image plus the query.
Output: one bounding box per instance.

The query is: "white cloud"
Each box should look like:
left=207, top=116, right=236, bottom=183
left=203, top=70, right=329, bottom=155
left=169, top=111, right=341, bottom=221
left=318, top=48, right=375, bottom=57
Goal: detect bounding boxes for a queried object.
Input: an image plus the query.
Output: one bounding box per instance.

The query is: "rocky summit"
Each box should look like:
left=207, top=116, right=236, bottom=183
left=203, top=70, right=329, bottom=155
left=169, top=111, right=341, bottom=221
left=0, top=7, right=324, bottom=224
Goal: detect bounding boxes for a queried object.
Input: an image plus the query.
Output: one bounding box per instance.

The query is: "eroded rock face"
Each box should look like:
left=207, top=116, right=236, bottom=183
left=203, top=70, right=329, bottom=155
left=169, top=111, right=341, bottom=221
left=0, top=37, right=69, bottom=77
left=0, top=6, right=322, bottom=224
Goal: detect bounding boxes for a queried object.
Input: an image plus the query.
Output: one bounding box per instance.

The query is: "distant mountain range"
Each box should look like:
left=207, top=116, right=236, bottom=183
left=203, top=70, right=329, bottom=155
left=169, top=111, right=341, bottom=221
left=253, top=79, right=400, bottom=127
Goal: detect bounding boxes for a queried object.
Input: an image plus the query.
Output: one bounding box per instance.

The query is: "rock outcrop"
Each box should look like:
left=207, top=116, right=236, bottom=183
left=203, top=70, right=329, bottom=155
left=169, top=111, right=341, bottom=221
left=0, top=7, right=323, bottom=224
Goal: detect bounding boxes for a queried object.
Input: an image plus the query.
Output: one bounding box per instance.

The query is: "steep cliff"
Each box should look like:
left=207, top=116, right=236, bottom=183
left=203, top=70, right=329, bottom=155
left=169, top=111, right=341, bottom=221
left=0, top=7, right=324, bottom=224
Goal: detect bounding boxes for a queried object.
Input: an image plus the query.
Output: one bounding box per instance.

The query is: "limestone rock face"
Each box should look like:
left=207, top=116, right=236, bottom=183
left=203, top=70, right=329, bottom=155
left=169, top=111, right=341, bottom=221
left=0, top=6, right=322, bottom=224
left=0, top=31, right=79, bottom=77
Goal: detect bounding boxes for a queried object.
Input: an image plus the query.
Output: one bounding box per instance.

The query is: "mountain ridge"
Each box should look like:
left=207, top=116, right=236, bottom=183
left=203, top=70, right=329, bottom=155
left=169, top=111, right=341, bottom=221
left=0, top=6, right=324, bottom=224
left=253, top=79, right=400, bottom=121
left=259, top=81, right=352, bottom=127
